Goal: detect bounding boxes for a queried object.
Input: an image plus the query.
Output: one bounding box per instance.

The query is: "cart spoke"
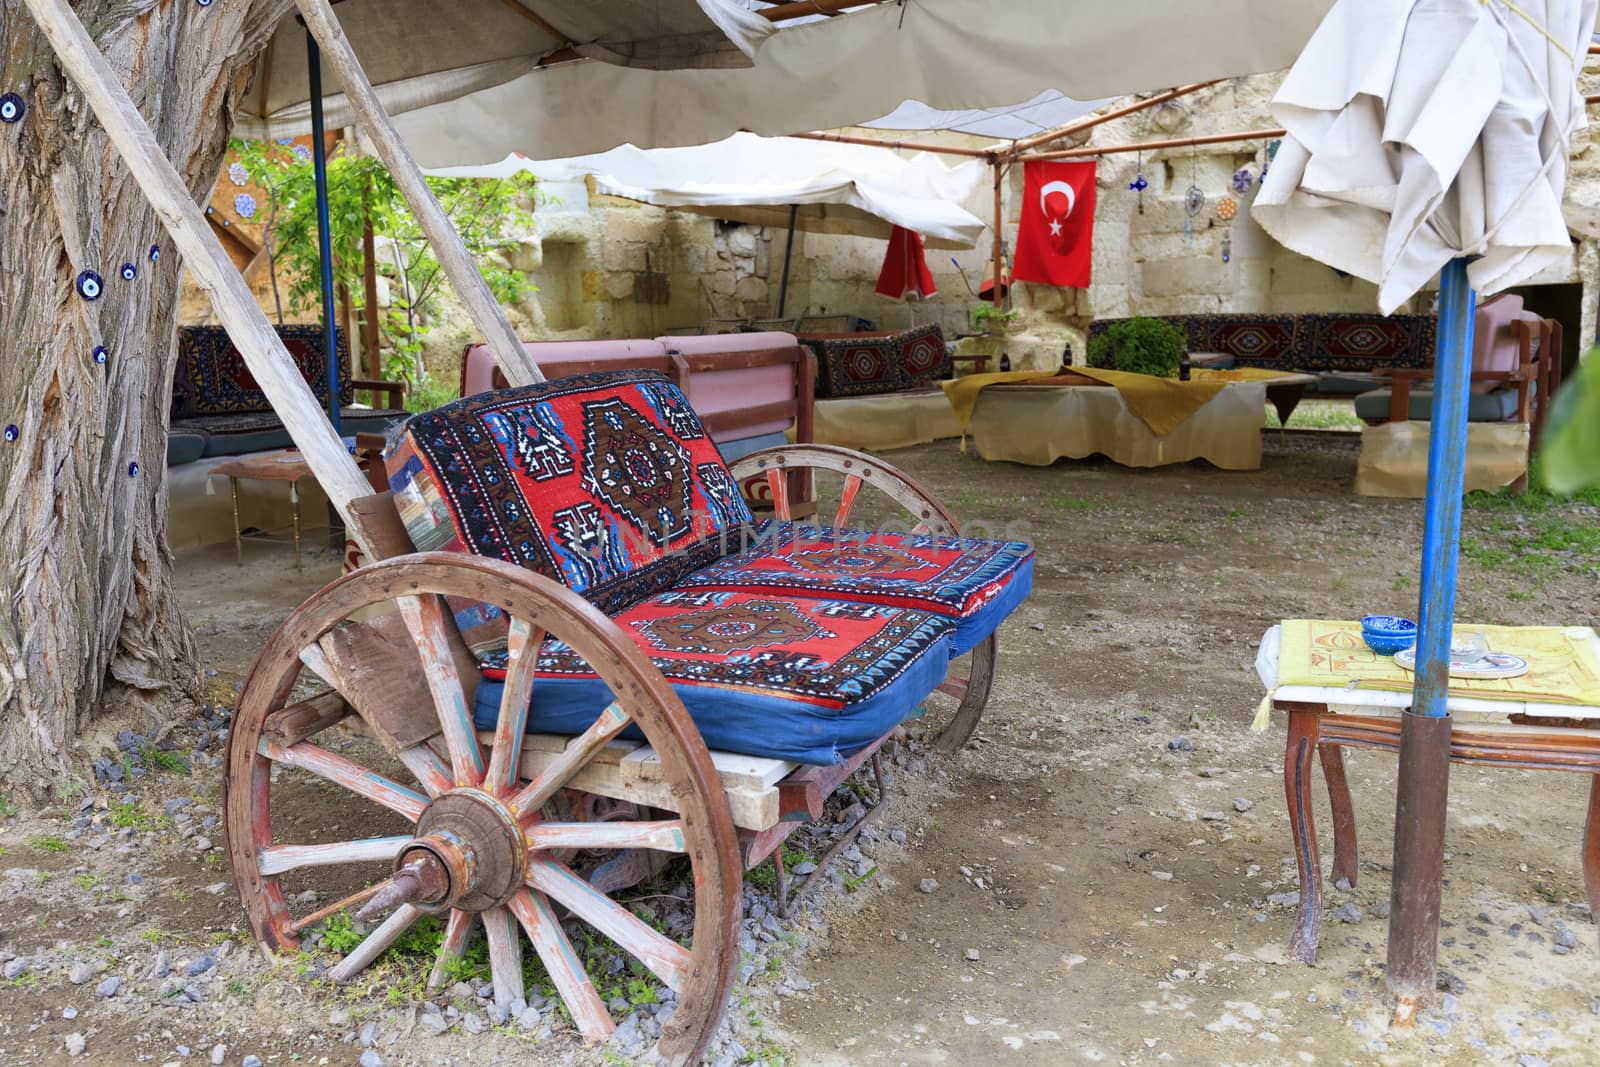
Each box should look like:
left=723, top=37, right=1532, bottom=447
left=765, top=468, right=791, bottom=521
left=525, top=820, right=686, bottom=854
left=509, top=702, right=631, bottom=818
left=427, top=909, right=474, bottom=991
left=834, top=473, right=863, bottom=527
left=287, top=879, right=393, bottom=937
left=328, top=903, right=423, bottom=983
left=508, top=888, right=615, bottom=1042
left=483, top=905, right=526, bottom=1011
left=259, top=739, right=428, bottom=822
left=398, top=594, right=486, bottom=787
left=526, top=857, right=690, bottom=992
left=485, top=617, right=543, bottom=796
left=258, top=835, right=410, bottom=876
left=398, top=744, right=453, bottom=798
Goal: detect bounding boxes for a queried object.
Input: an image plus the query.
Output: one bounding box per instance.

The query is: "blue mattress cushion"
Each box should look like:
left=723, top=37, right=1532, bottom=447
left=474, top=588, right=953, bottom=765
left=669, top=520, right=1033, bottom=657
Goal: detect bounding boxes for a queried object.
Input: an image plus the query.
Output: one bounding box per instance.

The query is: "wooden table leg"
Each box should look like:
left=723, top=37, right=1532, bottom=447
left=1319, top=743, right=1359, bottom=889
left=228, top=476, right=242, bottom=565
left=1285, top=704, right=1323, bottom=963
left=1585, top=775, right=1600, bottom=946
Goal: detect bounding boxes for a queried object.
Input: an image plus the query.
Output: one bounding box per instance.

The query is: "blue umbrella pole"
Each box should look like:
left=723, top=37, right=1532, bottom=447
left=307, top=28, right=342, bottom=436
left=1385, top=259, right=1476, bottom=1024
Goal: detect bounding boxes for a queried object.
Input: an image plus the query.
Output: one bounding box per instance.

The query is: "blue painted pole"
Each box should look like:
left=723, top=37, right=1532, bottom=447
left=307, top=29, right=342, bottom=436
left=1385, top=258, right=1476, bottom=1023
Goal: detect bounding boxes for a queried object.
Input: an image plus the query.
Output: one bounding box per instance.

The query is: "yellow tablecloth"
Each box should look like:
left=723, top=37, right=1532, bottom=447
left=942, top=366, right=1303, bottom=438
left=1275, top=619, right=1600, bottom=706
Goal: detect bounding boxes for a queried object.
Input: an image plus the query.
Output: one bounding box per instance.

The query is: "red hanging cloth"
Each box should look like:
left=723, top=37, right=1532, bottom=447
left=875, top=226, right=937, bottom=301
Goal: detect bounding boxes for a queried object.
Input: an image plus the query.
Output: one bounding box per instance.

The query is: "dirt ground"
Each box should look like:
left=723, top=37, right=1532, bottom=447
left=2, top=431, right=1598, bottom=1067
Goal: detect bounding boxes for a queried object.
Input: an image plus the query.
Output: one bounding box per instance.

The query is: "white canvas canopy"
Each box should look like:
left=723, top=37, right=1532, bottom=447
left=234, top=0, right=775, bottom=140
left=1253, top=0, right=1596, bottom=313
left=390, top=0, right=1335, bottom=164
left=863, top=91, right=1112, bottom=141
left=426, top=132, right=988, bottom=248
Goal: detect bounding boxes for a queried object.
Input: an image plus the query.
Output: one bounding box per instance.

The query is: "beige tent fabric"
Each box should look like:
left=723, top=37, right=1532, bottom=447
left=390, top=0, right=1334, bottom=163
left=814, top=391, right=961, bottom=452
left=1354, top=422, right=1530, bottom=498
left=968, top=383, right=1269, bottom=470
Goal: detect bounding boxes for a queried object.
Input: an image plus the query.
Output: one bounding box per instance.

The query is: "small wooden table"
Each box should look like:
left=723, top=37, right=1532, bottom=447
left=1256, top=622, right=1600, bottom=963
left=209, top=450, right=320, bottom=567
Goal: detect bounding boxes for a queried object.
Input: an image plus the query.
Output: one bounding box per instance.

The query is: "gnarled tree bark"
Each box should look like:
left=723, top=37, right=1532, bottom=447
left=0, top=0, right=289, bottom=797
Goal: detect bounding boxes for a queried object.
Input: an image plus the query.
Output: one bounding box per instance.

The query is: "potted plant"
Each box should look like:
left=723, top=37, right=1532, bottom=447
left=1086, top=316, right=1186, bottom=378
left=970, top=304, right=1019, bottom=336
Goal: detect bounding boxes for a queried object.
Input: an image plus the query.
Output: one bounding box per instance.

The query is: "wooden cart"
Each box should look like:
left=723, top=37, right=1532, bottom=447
left=223, top=430, right=1010, bottom=1065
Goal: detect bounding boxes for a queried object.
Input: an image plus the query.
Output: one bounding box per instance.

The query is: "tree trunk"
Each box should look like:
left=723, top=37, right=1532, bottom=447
left=0, top=0, right=289, bottom=797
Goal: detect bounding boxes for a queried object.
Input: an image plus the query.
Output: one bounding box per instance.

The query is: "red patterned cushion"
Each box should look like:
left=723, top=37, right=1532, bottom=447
left=387, top=371, right=755, bottom=651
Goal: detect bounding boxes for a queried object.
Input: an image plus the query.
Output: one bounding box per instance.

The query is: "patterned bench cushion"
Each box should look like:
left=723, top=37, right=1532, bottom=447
left=176, top=324, right=353, bottom=417
left=474, top=589, right=953, bottom=765
left=673, top=521, right=1034, bottom=657
left=386, top=370, right=755, bottom=652
left=802, top=324, right=951, bottom=398
left=1086, top=314, right=1437, bottom=373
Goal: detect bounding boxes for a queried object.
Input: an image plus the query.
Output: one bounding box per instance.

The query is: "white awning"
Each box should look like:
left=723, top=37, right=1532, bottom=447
left=427, top=132, right=989, bottom=249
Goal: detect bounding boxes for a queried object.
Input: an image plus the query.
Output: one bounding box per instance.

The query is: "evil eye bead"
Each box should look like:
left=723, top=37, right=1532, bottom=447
left=196, top=0, right=213, bottom=7
left=76, top=270, right=103, bottom=301
left=120, top=262, right=137, bottom=281
left=3, top=426, right=17, bottom=443
left=0, top=93, right=23, bottom=124
left=149, top=244, right=160, bottom=262
left=93, top=345, right=108, bottom=365
left=128, top=462, right=139, bottom=478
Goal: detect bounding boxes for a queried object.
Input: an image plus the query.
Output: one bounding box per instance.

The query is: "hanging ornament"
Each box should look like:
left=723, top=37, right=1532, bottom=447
left=1261, top=137, right=1282, bottom=183
left=1129, top=149, right=1148, bottom=215
left=1216, top=196, right=1238, bottom=222
left=76, top=270, right=103, bottom=301
left=234, top=193, right=257, bottom=220
left=1231, top=167, right=1254, bottom=193
left=1183, top=147, right=1204, bottom=246
left=119, top=262, right=137, bottom=281
left=0, top=93, right=24, bottom=124
left=227, top=162, right=249, bottom=186
left=3, top=426, right=17, bottom=443
left=1221, top=232, right=1232, bottom=264
left=93, top=345, right=108, bottom=365
left=293, top=144, right=313, bottom=164
left=148, top=244, right=160, bottom=262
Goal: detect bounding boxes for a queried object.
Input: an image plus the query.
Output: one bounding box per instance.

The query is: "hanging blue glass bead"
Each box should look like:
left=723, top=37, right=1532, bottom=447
left=1231, top=167, right=1254, bottom=193
left=3, top=426, right=17, bottom=443
left=76, top=270, right=103, bottom=301
left=0, top=93, right=23, bottom=124
left=128, top=462, right=139, bottom=478
left=1221, top=234, right=1232, bottom=264
left=148, top=244, right=160, bottom=262
left=119, top=262, right=137, bottom=281
left=93, top=345, right=108, bottom=365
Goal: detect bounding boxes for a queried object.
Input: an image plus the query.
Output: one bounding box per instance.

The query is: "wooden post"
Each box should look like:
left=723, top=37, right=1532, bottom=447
left=362, top=186, right=383, bottom=380
left=291, top=0, right=544, bottom=386
left=991, top=161, right=1005, bottom=310
left=18, top=0, right=379, bottom=552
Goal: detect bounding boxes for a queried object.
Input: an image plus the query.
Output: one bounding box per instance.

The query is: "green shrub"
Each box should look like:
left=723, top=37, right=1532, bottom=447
left=1087, top=318, right=1186, bottom=378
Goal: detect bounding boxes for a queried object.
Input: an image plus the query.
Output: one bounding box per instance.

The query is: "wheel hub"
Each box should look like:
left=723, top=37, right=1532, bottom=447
left=392, top=788, right=526, bottom=913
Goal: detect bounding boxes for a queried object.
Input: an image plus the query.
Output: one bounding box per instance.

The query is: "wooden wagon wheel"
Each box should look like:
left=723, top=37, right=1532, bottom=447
left=223, top=553, right=741, bottom=1066
left=730, top=443, right=998, bottom=754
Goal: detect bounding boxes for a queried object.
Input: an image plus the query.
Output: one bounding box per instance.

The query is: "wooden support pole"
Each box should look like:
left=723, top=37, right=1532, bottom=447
left=1020, top=127, right=1287, bottom=163
left=991, top=160, right=1005, bottom=309
left=18, top=0, right=379, bottom=551
left=757, top=0, right=887, bottom=21
left=361, top=191, right=382, bottom=381
left=789, top=130, right=995, bottom=160
left=1006, top=81, right=1220, bottom=156
left=291, top=0, right=544, bottom=385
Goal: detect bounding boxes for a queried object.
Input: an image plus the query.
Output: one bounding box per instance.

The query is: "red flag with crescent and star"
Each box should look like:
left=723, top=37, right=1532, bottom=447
left=1012, top=160, right=1096, bottom=288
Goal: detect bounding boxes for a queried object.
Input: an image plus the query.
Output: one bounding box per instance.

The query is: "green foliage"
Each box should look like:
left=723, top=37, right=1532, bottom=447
left=320, top=913, right=364, bottom=954
left=228, top=138, right=536, bottom=393
left=1086, top=317, right=1185, bottom=378
left=1538, top=350, right=1600, bottom=494
left=28, top=833, right=69, bottom=853
left=970, top=304, right=1019, bottom=334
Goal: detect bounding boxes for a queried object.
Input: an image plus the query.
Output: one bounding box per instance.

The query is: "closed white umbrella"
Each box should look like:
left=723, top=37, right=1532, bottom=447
left=1253, top=0, right=1595, bottom=314
left=1249, top=0, right=1595, bottom=1026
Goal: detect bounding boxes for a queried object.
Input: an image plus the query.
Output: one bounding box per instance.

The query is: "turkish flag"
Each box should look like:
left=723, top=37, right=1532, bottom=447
left=1013, top=161, right=1096, bottom=288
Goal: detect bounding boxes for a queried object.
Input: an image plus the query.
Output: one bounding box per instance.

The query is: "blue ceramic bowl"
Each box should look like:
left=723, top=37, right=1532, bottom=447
left=1360, top=615, right=1417, bottom=655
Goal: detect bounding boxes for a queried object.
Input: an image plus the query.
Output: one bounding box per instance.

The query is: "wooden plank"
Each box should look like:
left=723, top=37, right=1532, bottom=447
left=316, top=619, right=446, bottom=752
left=620, top=745, right=792, bottom=792
left=292, top=0, right=544, bottom=387
left=18, top=0, right=378, bottom=551
left=261, top=690, right=350, bottom=748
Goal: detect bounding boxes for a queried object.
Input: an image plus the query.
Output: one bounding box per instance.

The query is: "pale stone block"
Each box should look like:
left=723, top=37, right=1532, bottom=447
left=735, top=276, right=769, bottom=303
left=603, top=273, right=634, bottom=300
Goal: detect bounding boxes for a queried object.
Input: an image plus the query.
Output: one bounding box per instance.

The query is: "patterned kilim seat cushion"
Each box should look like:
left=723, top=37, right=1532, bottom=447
left=672, top=521, right=1034, bottom=657
left=386, top=370, right=756, bottom=653
left=1086, top=314, right=1437, bottom=373
left=474, top=589, right=953, bottom=765
left=802, top=324, right=952, bottom=398
left=176, top=324, right=353, bottom=417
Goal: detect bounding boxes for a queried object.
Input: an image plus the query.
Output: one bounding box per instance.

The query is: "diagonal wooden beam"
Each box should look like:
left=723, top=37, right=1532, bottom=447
left=1005, top=81, right=1221, bottom=157
left=19, top=0, right=379, bottom=551
left=292, top=0, right=545, bottom=385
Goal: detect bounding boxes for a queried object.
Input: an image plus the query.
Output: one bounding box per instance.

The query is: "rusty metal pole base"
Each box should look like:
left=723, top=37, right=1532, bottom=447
left=1385, top=711, right=1453, bottom=1028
